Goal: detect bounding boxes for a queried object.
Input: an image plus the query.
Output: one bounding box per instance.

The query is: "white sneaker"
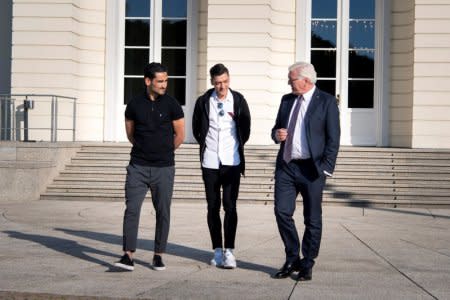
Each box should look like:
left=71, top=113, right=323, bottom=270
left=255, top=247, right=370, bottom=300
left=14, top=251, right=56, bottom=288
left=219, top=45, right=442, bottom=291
left=223, top=248, right=237, bottom=269
left=210, top=248, right=223, bottom=267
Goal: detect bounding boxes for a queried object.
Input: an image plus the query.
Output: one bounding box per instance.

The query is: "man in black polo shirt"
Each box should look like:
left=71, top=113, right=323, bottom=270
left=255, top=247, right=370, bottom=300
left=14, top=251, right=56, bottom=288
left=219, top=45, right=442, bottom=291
left=115, top=62, right=185, bottom=271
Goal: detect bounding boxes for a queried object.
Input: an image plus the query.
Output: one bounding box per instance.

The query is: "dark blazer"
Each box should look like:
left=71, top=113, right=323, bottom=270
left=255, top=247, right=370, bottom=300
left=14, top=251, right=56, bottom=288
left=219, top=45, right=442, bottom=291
left=271, top=87, right=340, bottom=177
left=192, top=88, right=251, bottom=175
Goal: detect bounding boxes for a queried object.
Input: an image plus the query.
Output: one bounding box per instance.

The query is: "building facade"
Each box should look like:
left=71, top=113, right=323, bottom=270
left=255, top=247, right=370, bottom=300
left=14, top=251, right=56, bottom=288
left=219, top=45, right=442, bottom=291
left=1, top=0, right=450, bottom=147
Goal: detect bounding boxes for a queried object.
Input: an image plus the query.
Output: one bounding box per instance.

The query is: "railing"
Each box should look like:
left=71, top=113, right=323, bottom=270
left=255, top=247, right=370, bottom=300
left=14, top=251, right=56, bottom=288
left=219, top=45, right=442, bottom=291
left=0, top=94, right=77, bottom=142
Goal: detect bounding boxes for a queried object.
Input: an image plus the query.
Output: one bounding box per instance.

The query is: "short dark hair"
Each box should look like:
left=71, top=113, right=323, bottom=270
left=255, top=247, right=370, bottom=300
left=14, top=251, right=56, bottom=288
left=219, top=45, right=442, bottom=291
left=209, top=63, right=229, bottom=78
left=144, top=62, right=168, bottom=80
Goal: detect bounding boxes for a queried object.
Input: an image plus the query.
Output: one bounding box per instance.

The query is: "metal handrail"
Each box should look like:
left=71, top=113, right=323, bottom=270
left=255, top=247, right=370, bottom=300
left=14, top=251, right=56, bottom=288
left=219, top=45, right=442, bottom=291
left=0, top=94, right=77, bottom=142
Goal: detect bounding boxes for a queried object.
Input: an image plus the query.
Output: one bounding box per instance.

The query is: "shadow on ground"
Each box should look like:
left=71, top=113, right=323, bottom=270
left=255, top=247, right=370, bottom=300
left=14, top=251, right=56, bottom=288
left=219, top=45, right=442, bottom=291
left=3, top=228, right=277, bottom=276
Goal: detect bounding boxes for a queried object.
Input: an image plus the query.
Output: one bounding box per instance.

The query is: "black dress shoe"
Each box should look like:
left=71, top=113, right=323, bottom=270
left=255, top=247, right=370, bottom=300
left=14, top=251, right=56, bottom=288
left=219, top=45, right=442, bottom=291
left=273, top=260, right=301, bottom=279
left=296, top=267, right=312, bottom=281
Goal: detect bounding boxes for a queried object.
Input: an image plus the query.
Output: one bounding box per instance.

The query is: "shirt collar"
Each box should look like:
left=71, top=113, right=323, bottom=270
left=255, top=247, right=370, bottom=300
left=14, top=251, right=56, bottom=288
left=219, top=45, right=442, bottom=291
left=212, top=89, right=233, bottom=103
left=300, top=85, right=316, bottom=105
left=145, top=89, right=163, bottom=102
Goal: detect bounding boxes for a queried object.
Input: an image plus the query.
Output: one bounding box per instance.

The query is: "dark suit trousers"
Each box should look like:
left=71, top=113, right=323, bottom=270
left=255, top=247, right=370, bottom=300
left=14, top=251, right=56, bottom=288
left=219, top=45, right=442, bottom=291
left=202, top=165, right=241, bottom=249
left=274, top=159, right=326, bottom=269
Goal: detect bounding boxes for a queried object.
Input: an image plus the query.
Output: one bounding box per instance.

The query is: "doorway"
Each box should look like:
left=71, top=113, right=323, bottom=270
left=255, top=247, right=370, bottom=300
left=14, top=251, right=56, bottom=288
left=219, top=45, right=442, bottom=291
left=297, top=0, right=390, bottom=146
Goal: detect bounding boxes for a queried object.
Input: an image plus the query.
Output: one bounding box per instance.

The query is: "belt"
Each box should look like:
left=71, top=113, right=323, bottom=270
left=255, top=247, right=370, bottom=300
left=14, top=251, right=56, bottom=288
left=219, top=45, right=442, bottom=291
left=291, top=158, right=312, bottom=164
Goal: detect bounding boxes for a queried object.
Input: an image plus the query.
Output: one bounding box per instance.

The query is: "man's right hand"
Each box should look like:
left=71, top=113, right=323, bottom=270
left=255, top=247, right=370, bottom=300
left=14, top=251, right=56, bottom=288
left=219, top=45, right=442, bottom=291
left=276, top=128, right=288, bottom=142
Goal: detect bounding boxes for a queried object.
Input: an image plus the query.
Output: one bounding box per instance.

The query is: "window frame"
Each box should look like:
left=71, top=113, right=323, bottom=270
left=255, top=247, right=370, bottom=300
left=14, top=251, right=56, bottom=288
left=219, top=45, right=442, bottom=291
left=105, top=0, right=198, bottom=142
left=295, top=0, right=390, bottom=146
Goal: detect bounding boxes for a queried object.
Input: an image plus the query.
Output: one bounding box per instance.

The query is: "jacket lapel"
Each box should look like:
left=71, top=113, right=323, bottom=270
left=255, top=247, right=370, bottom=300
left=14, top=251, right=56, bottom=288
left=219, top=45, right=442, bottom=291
left=203, top=89, right=213, bottom=119
left=283, top=94, right=297, bottom=128
left=303, top=88, right=321, bottom=124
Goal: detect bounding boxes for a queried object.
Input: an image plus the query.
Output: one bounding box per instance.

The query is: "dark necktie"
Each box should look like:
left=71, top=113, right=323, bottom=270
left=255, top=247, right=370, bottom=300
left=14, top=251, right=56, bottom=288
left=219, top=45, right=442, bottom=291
left=283, top=96, right=303, bottom=163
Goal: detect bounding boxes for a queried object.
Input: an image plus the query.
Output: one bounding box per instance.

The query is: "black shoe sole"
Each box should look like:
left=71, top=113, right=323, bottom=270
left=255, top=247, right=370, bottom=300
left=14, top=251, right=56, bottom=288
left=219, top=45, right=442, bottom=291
left=297, top=269, right=312, bottom=281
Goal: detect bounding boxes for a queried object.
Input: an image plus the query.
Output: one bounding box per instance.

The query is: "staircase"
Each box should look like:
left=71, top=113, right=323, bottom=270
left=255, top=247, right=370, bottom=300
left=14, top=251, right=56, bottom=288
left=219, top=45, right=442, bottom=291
left=40, top=143, right=450, bottom=207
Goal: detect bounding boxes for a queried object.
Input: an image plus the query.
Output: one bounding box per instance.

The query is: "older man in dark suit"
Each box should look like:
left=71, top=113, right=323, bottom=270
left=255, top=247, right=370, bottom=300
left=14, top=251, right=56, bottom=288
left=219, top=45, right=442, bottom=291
left=271, top=62, right=340, bottom=281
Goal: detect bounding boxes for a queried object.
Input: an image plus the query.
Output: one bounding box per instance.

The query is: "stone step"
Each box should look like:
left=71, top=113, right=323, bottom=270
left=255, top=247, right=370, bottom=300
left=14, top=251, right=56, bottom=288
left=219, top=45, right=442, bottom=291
left=39, top=191, right=450, bottom=207
left=68, top=157, right=450, bottom=168
left=40, top=144, right=450, bottom=207
left=78, top=144, right=450, bottom=155
left=51, top=174, right=450, bottom=184
left=59, top=167, right=450, bottom=177
left=74, top=157, right=449, bottom=169
left=65, top=157, right=450, bottom=168
left=55, top=171, right=450, bottom=185
left=47, top=183, right=450, bottom=193
left=47, top=180, right=450, bottom=191
left=45, top=190, right=450, bottom=202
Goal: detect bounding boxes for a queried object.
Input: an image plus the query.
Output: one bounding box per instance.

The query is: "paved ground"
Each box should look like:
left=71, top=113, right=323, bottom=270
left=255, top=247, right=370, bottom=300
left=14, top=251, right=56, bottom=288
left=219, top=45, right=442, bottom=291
left=0, top=200, right=449, bottom=300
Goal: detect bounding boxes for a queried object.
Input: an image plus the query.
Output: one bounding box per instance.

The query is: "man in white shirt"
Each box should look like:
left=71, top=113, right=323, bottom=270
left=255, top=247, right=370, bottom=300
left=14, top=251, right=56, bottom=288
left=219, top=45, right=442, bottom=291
left=192, top=64, right=251, bottom=269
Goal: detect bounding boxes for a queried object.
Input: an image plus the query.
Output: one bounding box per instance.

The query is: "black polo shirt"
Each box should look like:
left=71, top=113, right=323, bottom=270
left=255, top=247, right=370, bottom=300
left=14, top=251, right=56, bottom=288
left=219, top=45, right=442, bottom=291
left=125, top=92, right=184, bottom=167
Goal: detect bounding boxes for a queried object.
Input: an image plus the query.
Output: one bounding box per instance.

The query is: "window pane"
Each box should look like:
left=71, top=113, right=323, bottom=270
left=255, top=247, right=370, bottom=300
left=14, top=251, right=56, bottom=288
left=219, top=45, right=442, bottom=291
left=167, top=78, right=186, bottom=106
left=124, top=78, right=144, bottom=104
left=161, top=49, right=186, bottom=76
left=312, top=0, right=337, bottom=18
left=348, top=80, right=374, bottom=108
left=162, top=20, right=187, bottom=47
left=316, top=80, right=336, bottom=96
left=349, top=20, right=374, bottom=49
left=311, top=20, right=337, bottom=48
left=126, top=20, right=150, bottom=46
left=163, top=0, right=187, bottom=18
left=126, top=0, right=150, bottom=17
left=350, top=0, right=375, bottom=19
left=311, top=50, right=336, bottom=78
left=125, top=49, right=149, bottom=75
left=349, top=50, right=374, bottom=78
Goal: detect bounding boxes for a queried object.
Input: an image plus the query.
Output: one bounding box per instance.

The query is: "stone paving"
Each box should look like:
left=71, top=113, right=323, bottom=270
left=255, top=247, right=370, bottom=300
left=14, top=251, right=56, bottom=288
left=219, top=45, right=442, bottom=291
left=1, top=200, right=449, bottom=299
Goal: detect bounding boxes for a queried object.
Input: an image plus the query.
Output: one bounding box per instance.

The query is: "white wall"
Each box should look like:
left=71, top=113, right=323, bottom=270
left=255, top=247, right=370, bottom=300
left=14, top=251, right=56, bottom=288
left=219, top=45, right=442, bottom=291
left=10, top=0, right=450, bottom=148
left=412, top=0, right=450, bottom=148
left=390, top=0, right=414, bottom=147
left=196, top=0, right=208, bottom=96
left=206, top=0, right=296, bottom=145
left=11, top=0, right=106, bottom=141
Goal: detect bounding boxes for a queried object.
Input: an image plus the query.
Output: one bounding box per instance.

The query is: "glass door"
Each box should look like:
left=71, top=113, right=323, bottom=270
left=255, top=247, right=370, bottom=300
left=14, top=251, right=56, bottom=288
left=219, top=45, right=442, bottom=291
left=124, top=0, right=188, bottom=105
left=310, top=0, right=377, bottom=145
left=106, top=0, right=196, bottom=142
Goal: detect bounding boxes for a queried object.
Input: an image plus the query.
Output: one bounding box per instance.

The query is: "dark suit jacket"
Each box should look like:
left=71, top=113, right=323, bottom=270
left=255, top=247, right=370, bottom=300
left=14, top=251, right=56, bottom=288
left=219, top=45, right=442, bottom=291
left=271, top=87, right=340, bottom=178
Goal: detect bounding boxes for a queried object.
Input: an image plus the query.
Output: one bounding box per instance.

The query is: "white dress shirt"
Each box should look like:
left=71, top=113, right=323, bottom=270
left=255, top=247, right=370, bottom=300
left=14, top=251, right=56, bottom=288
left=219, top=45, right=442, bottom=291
left=202, top=90, right=240, bottom=169
left=289, top=86, right=316, bottom=160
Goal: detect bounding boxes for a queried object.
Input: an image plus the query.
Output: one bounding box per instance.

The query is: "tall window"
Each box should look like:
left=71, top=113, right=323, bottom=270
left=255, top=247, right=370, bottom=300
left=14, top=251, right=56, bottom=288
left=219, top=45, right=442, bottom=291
left=123, top=0, right=188, bottom=105
left=311, top=0, right=338, bottom=96
left=348, top=1, right=375, bottom=108
left=311, top=0, right=375, bottom=108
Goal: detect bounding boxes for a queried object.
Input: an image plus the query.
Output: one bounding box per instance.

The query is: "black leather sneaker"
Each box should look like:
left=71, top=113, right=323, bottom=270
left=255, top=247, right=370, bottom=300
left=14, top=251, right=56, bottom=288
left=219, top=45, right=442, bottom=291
left=114, top=254, right=134, bottom=271
left=152, top=254, right=166, bottom=271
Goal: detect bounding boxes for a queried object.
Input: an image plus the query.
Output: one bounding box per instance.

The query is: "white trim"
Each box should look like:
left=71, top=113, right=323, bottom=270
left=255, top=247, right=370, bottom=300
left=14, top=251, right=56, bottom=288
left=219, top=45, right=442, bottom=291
left=104, top=0, right=125, bottom=142
left=375, top=0, right=390, bottom=146
left=338, top=0, right=350, bottom=145
left=295, top=0, right=310, bottom=62
left=337, top=0, right=346, bottom=102
left=153, top=0, right=161, bottom=62
left=296, top=0, right=385, bottom=146
left=184, top=0, right=198, bottom=143
left=104, top=0, right=197, bottom=142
